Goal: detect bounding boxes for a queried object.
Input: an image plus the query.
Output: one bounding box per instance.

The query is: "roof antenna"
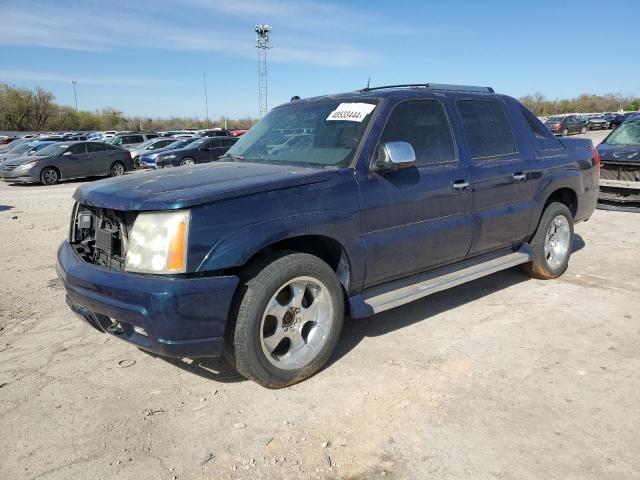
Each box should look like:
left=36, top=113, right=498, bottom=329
left=365, top=77, right=370, bottom=90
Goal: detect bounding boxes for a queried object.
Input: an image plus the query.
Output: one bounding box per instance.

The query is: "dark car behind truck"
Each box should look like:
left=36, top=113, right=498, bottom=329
left=57, top=84, right=599, bottom=388
left=544, top=115, right=588, bottom=136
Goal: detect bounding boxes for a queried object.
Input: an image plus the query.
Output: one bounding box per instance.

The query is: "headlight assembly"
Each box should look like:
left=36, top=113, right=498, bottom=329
left=15, top=160, right=39, bottom=172
left=125, top=210, right=190, bottom=274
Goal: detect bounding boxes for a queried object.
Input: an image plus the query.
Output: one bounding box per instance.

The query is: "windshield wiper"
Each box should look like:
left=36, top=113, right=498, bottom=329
left=220, top=154, right=245, bottom=161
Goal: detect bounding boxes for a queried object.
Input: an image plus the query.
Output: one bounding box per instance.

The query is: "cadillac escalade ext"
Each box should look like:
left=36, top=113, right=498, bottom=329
left=56, top=84, right=600, bottom=388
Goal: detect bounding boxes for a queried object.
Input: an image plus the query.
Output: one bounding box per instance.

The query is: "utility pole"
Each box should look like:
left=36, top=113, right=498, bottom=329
left=255, top=24, right=272, bottom=118
left=71, top=80, right=78, bottom=111
left=202, top=73, right=210, bottom=128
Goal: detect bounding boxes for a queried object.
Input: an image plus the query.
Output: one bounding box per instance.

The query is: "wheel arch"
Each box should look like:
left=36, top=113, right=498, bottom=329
left=543, top=187, right=578, bottom=218
left=239, top=234, right=352, bottom=294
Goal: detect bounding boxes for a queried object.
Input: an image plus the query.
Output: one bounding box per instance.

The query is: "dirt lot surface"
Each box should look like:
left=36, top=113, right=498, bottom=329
left=2, top=130, right=639, bottom=479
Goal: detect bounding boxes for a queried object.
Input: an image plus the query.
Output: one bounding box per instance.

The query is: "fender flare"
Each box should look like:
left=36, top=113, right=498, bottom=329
left=196, top=210, right=366, bottom=291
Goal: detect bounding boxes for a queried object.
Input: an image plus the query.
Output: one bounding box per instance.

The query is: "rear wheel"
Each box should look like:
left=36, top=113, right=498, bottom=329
left=180, top=157, right=195, bottom=166
left=40, top=167, right=59, bottom=185
left=580, top=126, right=587, bottom=134
left=522, top=202, right=574, bottom=280
left=110, top=161, right=125, bottom=177
left=226, top=252, right=344, bottom=388
left=562, top=128, right=569, bottom=136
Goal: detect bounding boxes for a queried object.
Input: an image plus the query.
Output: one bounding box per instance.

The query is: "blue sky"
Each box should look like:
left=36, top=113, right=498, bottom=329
left=1, top=0, right=638, bottom=119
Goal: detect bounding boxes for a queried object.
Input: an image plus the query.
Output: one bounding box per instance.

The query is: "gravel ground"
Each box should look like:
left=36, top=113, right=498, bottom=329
left=2, top=129, right=639, bottom=479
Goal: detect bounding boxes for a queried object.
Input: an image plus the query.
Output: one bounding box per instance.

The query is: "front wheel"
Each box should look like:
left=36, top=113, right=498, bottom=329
left=40, top=167, right=59, bottom=185
left=562, top=129, right=569, bottom=136
left=226, top=252, right=344, bottom=388
left=522, top=202, right=574, bottom=280
left=110, top=161, right=125, bottom=177
left=580, top=126, right=587, bottom=134
left=180, top=157, right=195, bottom=166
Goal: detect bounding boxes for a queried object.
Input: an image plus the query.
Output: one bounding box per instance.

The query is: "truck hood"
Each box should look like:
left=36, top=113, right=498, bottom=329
left=597, top=143, right=640, bottom=163
left=74, top=161, right=333, bottom=211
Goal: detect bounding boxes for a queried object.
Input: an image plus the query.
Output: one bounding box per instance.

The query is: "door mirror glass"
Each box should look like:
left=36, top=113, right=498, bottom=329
left=63, top=151, right=73, bottom=156
left=376, top=141, right=416, bottom=171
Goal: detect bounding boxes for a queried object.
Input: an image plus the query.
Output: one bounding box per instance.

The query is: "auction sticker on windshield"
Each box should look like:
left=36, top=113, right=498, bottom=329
left=326, top=103, right=376, bottom=122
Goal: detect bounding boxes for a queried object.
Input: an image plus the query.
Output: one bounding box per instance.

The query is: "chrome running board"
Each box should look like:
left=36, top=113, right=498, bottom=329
left=362, top=245, right=532, bottom=315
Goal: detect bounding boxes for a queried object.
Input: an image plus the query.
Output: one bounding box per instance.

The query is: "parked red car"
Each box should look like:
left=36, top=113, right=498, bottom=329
left=0, top=136, right=17, bottom=146
left=228, top=129, right=248, bottom=137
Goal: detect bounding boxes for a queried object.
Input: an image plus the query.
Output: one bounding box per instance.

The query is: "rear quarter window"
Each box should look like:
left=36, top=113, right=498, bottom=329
left=457, top=99, right=517, bottom=159
left=519, top=105, right=562, bottom=150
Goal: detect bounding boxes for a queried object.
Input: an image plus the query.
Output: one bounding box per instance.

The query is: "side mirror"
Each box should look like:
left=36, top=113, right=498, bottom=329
left=63, top=151, right=73, bottom=156
left=375, top=141, right=416, bottom=171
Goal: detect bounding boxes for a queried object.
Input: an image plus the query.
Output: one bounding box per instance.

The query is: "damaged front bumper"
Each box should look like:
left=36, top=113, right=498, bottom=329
left=597, top=163, right=640, bottom=212
left=56, top=240, right=239, bottom=358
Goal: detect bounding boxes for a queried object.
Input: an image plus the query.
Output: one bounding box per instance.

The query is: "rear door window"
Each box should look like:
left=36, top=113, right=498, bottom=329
left=87, top=142, right=107, bottom=152
left=457, top=100, right=517, bottom=159
left=379, top=99, right=457, bottom=166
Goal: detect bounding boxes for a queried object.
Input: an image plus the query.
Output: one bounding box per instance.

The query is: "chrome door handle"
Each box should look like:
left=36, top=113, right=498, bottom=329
left=512, top=172, right=527, bottom=182
left=452, top=180, right=470, bottom=191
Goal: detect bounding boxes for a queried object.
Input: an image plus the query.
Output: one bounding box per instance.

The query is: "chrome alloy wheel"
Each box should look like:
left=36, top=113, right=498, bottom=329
left=544, top=215, right=571, bottom=269
left=42, top=168, right=58, bottom=184
left=260, top=276, right=334, bottom=370
left=111, top=163, right=125, bottom=176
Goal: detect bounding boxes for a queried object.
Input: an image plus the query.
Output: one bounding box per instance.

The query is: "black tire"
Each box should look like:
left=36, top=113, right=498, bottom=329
left=40, top=167, right=59, bottom=185
left=180, top=157, right=195, bottom=166
left=521, top=202, right=574, bottom=280
left=562, top=128, right=569, bottom=136
left=226, top=252, right=344, bottom=388
left=110, top=161, right=125, bottom=177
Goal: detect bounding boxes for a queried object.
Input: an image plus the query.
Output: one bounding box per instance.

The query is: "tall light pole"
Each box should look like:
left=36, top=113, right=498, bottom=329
left=255, top=24, right=272, bottom=118
left=202, top=73, right=210, bottom=128
left=71, top=80, right=78, bottom=111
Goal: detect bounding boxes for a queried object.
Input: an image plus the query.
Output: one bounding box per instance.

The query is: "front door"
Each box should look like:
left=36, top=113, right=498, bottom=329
left=453, top=97, right=533, bottom=256
left=61, top=143, right=91, bottom=178
left=357, top=98, right=474, bottom=287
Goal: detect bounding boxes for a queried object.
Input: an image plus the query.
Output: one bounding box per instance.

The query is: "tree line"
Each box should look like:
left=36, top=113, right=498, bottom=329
left=0, top=84, right=257, bottom=132
left=2, top=83, right=639, bottom=132
left=520, top=92, right=640, bottom=116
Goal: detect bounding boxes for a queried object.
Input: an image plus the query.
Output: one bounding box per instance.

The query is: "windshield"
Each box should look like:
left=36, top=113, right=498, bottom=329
left=6, top=142, right=38, bottom=155
left=223, top=99, right=379, bottom=167
left=180, top=138, right=206, bottom=149
left=167, top=139, right=190, bottom=149
left=37, top=143, right=69, bottom=156
left=604, top=121, right=640, bottom=146
left=137, top=139, right=157, bottom=149
left=4, top=139, right=29, bottom=152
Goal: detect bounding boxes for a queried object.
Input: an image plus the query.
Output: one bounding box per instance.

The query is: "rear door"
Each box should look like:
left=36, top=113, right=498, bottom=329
left=454, top=96, right=533, bottom=256
left=357, top=98, right=474, bottom=287
left=86, top=142, right=112, bottom=175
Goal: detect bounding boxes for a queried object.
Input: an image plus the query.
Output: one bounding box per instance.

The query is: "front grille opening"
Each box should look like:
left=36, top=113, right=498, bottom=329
left=70, top=204, right=137, bottom=270
left=600, top=164, right=640, bottom=182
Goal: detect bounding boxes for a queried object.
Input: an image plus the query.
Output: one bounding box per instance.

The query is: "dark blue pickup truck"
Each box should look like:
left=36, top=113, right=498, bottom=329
left=57, top=84, right=599, bottom=388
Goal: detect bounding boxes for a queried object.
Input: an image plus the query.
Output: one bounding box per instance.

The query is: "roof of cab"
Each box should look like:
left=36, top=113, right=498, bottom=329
left=286, top=83, right=498, bottom=106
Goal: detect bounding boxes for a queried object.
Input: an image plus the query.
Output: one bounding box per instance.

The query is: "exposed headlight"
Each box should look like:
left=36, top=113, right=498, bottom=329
left=149, top=153, right=159, bottom=159
left=163, top=154, right=177, bottom=160
left=125, top=210, right=190, bottom=274
left=15, top=160, right=39, bottom=172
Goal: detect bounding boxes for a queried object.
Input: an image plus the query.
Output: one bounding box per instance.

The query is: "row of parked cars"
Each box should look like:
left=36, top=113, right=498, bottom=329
left=0, top=129, right=243, bottom=185
left=541, top=112, right=640, bottom=136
